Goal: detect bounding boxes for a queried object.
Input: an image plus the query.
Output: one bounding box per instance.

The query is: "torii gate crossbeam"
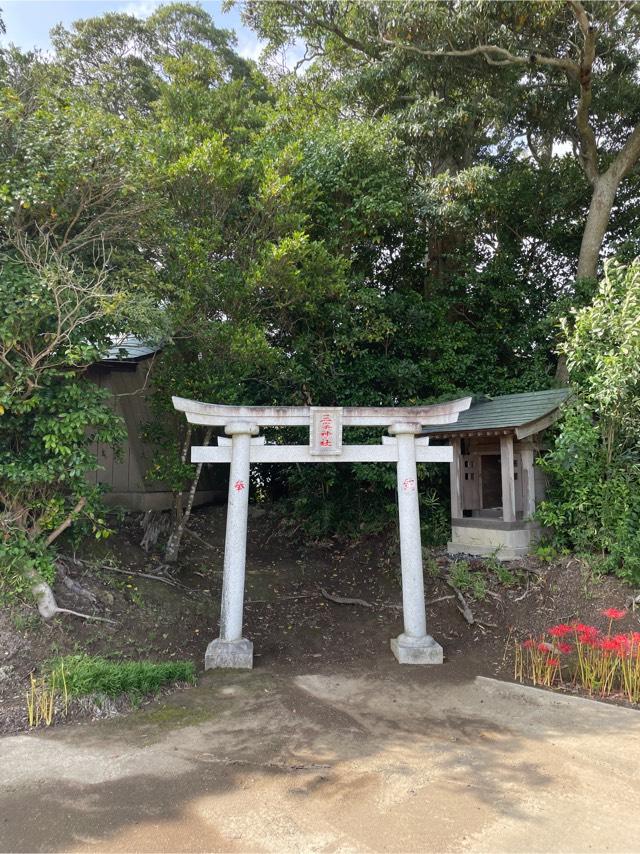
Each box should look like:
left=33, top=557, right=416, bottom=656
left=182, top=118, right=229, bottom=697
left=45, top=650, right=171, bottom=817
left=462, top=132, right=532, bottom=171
left=172, top=397, right=472, bottom=669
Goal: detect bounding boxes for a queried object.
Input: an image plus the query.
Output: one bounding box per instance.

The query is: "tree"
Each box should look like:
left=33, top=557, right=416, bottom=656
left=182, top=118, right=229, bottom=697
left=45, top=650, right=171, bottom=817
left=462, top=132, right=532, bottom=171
left=243, top=0, right=640, bottom=282
left=50, top=3, right=254, bottom=115
left=0, top=49, right=163, bottom=614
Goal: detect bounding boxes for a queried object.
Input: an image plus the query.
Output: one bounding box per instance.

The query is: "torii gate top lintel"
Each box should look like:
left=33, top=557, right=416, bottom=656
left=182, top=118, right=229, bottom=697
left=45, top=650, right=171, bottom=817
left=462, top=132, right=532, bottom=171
left=171, top=395, right=473, bottom=427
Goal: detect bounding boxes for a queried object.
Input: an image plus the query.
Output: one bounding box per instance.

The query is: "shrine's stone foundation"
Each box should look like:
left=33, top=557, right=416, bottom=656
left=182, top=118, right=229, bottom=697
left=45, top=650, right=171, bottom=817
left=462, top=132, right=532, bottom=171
left=448, top=519, right=542, bottom=560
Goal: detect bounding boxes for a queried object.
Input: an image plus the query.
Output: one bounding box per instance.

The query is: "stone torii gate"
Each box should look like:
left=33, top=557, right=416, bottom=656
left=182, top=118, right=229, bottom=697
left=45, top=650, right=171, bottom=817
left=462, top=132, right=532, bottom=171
left=172, top=396, right=472, bottom=669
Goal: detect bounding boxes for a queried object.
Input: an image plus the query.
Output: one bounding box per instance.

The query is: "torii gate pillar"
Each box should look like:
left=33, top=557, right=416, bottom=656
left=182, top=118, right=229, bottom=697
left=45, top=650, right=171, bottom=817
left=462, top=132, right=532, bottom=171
left=389, top=423, right=443, bottom=664
left=205, top=421, right=258, bottom=669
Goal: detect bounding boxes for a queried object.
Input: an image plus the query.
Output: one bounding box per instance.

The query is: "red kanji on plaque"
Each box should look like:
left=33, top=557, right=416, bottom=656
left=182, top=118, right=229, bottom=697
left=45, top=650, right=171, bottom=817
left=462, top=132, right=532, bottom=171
left=310, top=407, right=343, bottom=455
left=234, top=479, right=246, bottom=491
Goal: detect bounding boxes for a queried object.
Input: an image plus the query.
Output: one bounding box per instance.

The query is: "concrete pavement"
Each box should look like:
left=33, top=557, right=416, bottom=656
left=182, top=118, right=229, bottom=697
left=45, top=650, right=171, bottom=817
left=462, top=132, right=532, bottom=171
left=1, top=667, right=639, bottom=853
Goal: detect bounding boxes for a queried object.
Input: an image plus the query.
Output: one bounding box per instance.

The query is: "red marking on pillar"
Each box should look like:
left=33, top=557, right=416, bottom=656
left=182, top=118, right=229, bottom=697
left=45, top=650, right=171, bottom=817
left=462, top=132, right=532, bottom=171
left=234, top=480, right=246, bottom=491
left=402, top=478, right=416, bottom=493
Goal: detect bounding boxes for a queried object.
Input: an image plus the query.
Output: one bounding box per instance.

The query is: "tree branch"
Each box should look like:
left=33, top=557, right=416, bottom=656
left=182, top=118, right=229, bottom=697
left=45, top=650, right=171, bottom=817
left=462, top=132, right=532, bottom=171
left=607, top=120, right=640, bottom=183
left=45, top=497, right=86, bottom=547
left=378, top=35, right=578, bottom=77
left=570, top=0, right=599, bottom=183
left=567, top=0, right=590, bottom=36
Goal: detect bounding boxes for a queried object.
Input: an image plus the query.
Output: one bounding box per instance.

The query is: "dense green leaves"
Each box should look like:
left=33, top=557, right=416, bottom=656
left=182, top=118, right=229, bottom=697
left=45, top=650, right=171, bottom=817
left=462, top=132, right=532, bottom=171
left=2, top=0, right=640, bottom=560
left=538, top=261, right=640, bottom=581
left=0, top=34, right=165, bottom=596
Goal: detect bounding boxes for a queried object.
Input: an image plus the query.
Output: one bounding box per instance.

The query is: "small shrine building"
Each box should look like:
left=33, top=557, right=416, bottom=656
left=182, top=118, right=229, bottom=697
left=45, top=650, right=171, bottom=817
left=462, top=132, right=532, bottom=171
left=422, top=388, right=570, bottom=559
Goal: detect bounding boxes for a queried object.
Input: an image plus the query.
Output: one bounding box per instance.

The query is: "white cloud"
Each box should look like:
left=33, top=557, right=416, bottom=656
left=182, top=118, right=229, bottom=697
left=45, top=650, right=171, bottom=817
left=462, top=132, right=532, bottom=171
left=236, top=34, right=266, bottom=63
left=121, top=0, right=164, bottom=18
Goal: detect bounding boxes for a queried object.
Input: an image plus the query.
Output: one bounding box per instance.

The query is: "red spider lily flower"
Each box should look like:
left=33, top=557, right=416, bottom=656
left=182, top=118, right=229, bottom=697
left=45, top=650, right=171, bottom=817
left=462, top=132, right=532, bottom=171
left=598, top=638, right=619, bottom=653
left=538, top=642, right=554, bottom=653
left=557, top=642, right=573, bottom=654
left=601, top=608, right=627, bottom=620
left=546, top=658, right=560, bottom=667
left=548, top=624, right=573, bottom=637
left=522, top=639, right=535, bottom=649
left=573, top=623, right=599, bottom=637
left=612, top=634, right=630, bottom=646
left=578, top=633, right=598, bottom=646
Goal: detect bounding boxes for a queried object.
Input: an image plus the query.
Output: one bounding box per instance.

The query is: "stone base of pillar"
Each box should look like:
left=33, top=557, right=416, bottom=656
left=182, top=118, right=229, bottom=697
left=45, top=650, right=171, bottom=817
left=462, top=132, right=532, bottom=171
left=205, top=637, right=253, bottom=670
left=390, top=633, right=443, bottom=665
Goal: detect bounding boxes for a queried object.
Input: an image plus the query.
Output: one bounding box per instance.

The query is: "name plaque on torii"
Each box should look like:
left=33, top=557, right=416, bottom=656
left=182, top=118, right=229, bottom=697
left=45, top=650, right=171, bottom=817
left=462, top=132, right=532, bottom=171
left=172, top=396, right=472, bottom=669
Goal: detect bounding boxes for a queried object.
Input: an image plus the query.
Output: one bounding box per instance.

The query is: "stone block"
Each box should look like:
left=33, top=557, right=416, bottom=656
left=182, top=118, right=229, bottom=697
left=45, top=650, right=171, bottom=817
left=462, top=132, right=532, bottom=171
left=390, top=633, right=443, bottom=665
left=205, top=637, right=253, bottom=670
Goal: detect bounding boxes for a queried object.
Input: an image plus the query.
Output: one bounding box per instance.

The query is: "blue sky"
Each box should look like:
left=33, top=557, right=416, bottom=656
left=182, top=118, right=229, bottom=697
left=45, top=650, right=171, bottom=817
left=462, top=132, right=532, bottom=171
left=0, top=1, right=264, bottom=60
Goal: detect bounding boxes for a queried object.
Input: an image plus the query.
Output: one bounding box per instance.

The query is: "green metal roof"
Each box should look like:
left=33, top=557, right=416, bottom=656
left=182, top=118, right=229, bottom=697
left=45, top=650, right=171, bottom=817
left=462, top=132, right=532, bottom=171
left=421, top=388, right=571, bottom=437
left=101, top=335, right=162, bottom=364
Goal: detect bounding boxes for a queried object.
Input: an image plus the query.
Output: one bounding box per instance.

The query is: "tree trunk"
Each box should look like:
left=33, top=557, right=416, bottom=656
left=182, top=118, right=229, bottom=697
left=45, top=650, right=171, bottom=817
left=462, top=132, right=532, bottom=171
left=164, top=427, right=213, bottom=564
left=576, top=174, right=620, bottom=280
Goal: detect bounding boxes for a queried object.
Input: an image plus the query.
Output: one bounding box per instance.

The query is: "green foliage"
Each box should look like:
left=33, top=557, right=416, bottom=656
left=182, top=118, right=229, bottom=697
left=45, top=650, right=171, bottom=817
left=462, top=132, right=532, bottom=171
left=0, top=43, right=164, bottom=601
left=492, top=561, right=518, bottom=588
left=538, top=261, right=640, bottom=582
left=0, top=534, right=55, bottom=604
left=423, top=556, right=440, bottom=578
left=3, top=0, right=640, bottom=554
left=420, top=489, right=451, bottom=548
left=48, top=655, right=197, bottom=701
left=448, top=560, right=487, bottom=601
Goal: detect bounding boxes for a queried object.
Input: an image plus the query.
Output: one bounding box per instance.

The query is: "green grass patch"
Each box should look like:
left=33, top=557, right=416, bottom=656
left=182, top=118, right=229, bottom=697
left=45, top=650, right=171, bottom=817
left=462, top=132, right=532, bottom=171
left=448, top=560, right=488, bottom=601
left=47, top=655, right=197, bottom=701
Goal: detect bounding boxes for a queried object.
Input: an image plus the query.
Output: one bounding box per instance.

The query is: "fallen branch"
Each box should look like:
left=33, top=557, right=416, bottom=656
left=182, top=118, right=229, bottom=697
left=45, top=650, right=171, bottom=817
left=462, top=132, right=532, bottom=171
left=184, top=528, right=218, bottom=550
left=446, top=581, right=475, bottom=624
left=245, top=593, right=318, bottom=605
left=625, top=592, right=640, bottom=611
left=200, top=754, right=331, bottom=772
left=520, top=566, right=544, bottom=579
left=51, top=607, right=117, bottom=624
left=514, top=583, right=532, bottom=602
left=428, top=594, right=456, bottom=605
left=97, top=564, right=192, bottom=591
left=64, top=556, right=200, bottom=595
left=320, top=588, right=373, bottom=608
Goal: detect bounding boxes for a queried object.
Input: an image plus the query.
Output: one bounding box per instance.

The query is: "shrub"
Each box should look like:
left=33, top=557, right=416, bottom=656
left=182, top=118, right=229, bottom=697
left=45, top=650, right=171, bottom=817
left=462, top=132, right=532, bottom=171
left=0, top=534, right=56, bottom=604
left=538, top=260, right=640, bottom=583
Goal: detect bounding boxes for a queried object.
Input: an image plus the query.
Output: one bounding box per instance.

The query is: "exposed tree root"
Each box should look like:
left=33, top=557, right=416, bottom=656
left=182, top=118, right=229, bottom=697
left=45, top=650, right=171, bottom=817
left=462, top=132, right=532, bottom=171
left=27, top=569, right=116, bottom=624
left=321, top=588, right=373, bottom=608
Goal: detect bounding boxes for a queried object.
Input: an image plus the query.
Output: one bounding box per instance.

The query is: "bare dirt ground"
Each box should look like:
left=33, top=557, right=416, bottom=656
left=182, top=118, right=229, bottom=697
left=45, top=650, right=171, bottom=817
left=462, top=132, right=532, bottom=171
left=1, top=503, right=639, bottom=736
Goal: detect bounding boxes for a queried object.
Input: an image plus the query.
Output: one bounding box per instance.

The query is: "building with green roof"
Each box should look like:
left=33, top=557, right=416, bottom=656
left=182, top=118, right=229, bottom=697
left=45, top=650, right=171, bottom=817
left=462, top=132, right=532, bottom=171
left=423, top=388, right=571, bottom=559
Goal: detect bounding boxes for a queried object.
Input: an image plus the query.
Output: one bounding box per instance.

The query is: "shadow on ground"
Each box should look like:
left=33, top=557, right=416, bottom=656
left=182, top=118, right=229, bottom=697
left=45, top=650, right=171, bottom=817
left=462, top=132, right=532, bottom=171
left=2, top=659, right=640, bottom=853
